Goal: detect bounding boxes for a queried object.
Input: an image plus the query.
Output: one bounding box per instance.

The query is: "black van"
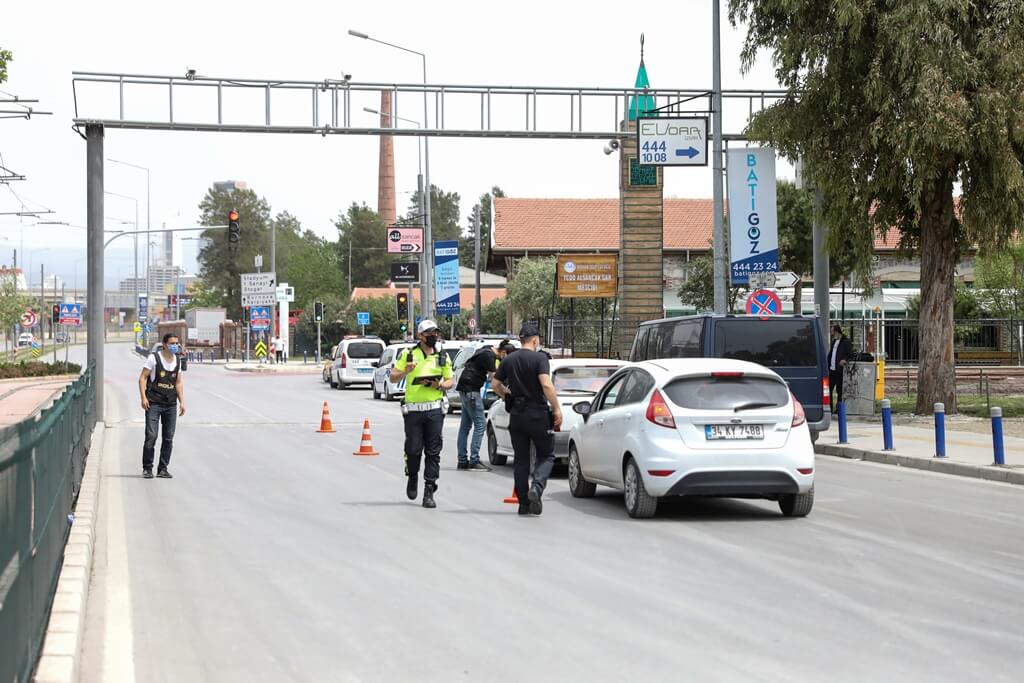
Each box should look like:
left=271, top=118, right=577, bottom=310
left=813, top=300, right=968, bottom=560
left=630, top=315, right=831, bottom=440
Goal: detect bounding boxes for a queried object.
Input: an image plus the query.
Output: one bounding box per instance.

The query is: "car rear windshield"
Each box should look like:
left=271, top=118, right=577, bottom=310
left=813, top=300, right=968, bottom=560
left=663, top=375, right=789, bottom=410
left=713, top=320, right=818, bottom=367
left=347, top=343, right=384, bottom=359
left=553, top=366, right=620, bottom=394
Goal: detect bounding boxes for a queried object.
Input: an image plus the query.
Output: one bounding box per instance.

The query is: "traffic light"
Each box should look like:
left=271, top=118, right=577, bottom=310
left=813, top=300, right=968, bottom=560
left=228, top=209, right=240, bottom=244
left=313, top=301, right=324, bottom=322
left=396, top=293, right=409, bottom=331
left=51, top=303, right=59, bottom=322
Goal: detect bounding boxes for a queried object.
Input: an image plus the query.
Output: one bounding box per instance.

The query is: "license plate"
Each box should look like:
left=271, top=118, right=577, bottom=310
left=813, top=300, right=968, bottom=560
left=358, top=367, right=373, bottom=374
left=705, top=424, right=764, bottom=440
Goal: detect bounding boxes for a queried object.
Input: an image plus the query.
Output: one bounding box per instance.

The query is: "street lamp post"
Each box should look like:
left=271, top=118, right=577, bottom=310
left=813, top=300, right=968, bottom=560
left=105, top=191, right=139, bottom=316
left=350, top=29, right=433, bottom=318
left=109, top=159, right=151, bottom=299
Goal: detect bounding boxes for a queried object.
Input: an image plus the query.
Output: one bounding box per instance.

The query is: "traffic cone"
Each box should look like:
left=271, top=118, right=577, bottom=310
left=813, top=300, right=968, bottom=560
left=503, top=487, right=519, bottom=504
left=353, top=419, right=380, bottom=456
left=316, top=401, right=336, bottom=433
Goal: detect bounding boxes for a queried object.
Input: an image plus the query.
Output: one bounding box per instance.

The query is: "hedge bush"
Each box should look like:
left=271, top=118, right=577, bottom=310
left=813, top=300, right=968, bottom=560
left=0, top=361, right=83, bottom=379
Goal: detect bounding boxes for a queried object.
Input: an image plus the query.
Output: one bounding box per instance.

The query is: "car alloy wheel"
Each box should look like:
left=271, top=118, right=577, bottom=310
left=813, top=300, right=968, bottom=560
left=487, top=424, right=507, bottom=466
left=624, top=458, right=657, bottom=519
left=568, top=445, right=596, bottom=498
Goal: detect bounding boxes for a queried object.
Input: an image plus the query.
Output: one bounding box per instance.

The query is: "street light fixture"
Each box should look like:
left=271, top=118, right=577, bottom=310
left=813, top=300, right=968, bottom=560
left=108, top=159, right=151, bottom=301
left=349, top=29, right=434, bottom=317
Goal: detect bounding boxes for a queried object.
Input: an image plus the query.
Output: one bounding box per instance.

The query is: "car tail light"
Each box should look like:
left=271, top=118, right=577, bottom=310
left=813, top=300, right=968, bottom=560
left=822, top=377, right=830, bottom=406
left=798, top=467, right=814, bottom=475
left=341, top=353, right=348, bottom=368
left=648, top=470, right=676, bottom=477
left=791, top=393, right=806, bottom=427
left=646, top=389, right=676, bottom=429
left=712, top=371, right=744, bottom=378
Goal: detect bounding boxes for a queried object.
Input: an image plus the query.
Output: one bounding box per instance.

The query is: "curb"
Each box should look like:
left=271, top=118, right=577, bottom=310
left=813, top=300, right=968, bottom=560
left=33, top=423, right=105, bottom=683
left=815, top=443, right=1024, bottom=486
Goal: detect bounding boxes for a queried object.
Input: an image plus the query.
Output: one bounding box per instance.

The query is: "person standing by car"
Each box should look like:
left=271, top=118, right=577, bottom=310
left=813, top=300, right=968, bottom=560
left=391, top=320, right=454, bottom=509
left=491, top=324, right=562, bottom=516
left=455, top=343, right=508, bottom=471
left=138, top=333, right=186, bottom=479
left=828, top=325, right=853, bottom=411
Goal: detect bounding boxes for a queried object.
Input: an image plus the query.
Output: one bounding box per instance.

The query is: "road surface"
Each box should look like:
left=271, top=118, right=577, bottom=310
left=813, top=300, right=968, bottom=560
left=81, top=345, right=1024, bottom=682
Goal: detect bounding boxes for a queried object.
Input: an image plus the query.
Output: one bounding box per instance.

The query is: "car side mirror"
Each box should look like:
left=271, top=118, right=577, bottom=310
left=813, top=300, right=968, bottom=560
left=573, top=401, right=592, bottom=419
left=371, top=361, right=380, bottom=368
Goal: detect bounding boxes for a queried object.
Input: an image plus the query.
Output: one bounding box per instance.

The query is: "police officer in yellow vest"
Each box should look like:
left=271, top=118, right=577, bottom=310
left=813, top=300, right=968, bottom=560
left=391, top=320, right=454, bottom=508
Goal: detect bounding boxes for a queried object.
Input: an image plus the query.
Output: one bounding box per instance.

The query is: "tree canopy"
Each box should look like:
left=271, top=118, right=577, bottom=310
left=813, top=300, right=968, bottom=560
left=0, top=48, right=12, bottom=84
left=729, top=0, right=1024, bottom=413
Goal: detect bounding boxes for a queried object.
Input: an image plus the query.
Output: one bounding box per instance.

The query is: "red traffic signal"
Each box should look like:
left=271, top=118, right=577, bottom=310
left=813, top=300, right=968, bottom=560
left=228, top=210, right=239, bottom=222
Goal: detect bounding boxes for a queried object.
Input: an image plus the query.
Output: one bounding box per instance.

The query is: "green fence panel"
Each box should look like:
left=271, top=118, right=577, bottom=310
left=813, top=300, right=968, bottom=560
left=0, top=365, right=95, bottom=683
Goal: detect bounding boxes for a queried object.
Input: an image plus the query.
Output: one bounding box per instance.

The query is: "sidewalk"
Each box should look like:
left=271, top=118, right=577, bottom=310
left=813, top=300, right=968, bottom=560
left=0, top=376, right=76, bottom=427
left=815, top=418, right=1024, bottom=485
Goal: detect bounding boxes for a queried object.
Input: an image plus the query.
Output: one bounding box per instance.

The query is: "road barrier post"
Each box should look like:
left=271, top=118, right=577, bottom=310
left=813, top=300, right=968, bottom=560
left=303, top=350, right=308, bottom=364
left=838, top=401, right=849, bottom=444
left=881, top=398, right=894, bottom=451
left=934, top=402, right=946, bottom=458
left=991, top=406, right=1005, bottom=466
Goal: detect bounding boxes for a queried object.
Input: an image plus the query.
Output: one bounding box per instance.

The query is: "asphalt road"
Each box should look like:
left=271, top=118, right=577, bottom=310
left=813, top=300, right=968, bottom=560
left=81, top=345, right=1024, bottom=682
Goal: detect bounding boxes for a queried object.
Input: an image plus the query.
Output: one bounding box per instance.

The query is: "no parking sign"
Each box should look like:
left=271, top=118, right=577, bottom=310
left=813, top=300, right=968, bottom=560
left=745, top=289, right=782, bottom=320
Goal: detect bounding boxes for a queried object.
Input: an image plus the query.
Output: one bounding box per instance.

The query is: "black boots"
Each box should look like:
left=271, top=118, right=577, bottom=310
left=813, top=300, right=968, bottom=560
left=422, top=481, right=438, bottom=509
left=406, top=476, right=418, bottom=501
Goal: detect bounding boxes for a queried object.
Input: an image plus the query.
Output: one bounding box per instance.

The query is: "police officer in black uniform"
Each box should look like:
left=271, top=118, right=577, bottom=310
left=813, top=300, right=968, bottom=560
left=491, top=323, right=563, bottom=516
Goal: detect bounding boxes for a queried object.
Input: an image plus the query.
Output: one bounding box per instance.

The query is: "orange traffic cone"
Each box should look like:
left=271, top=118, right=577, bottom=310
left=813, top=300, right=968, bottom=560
left=316, top=401, right=336, bottom=433
left=503, top=487, right=519, bottom=504
left=353, top=419, right=380, bottom=456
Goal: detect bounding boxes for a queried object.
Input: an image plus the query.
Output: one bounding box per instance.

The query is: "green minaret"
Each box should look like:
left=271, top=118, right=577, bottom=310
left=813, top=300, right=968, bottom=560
left=617, top=34, right=665, bottom=355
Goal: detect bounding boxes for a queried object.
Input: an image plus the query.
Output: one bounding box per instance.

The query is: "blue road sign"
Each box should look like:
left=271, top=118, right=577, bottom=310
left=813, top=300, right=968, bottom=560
left=357, top=311, right=371, bottom=326
left=250, top=306, right=271, bottom=331
left=58, top=303, right=82, bottom=327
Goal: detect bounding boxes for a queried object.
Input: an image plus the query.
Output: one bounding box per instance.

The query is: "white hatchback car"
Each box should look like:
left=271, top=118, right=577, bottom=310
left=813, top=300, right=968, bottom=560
left=568, top=358, right=815, bottom=519
left=330, top=338, right=386, bottom=389
left=372, top=343, right=414, bottom=401
left=486, top=359, right=629, bottom=467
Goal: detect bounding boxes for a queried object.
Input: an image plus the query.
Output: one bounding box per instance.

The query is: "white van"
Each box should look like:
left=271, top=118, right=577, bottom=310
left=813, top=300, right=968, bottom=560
left=330, top=337, right=386, bottom=389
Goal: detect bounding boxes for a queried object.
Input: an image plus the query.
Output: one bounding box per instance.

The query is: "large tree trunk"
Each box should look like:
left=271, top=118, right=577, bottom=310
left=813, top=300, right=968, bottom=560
left=793, top=279, right=803, bottom=315
left=915, top=171, right=958, bottom=414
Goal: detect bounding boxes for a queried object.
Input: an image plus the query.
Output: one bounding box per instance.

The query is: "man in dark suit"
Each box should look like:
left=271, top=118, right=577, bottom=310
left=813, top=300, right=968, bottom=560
left=828, top=325, right=853, bottom=411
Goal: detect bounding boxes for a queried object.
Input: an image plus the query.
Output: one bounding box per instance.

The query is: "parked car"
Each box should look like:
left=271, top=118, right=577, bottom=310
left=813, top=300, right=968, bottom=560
left=322, top=345, right=338, bottom=384
left=630, top=314, right=830, bottom=441
left=55, top=331, right=70, bottom=344
left=330, top=338, right=386, bottom=388
left=446, top=339, right=522, bottom=412
left=372, top=342, right=415, bottom=401
left=568, top=358, right=815, bottom=519
left=486, top=359, right=629, bottom=467
left=17, top=332, right=34, bottom=348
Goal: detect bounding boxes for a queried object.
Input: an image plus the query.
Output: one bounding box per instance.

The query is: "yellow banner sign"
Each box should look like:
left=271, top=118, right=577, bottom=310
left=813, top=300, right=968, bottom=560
left=556, top=254, right=618, bottom=298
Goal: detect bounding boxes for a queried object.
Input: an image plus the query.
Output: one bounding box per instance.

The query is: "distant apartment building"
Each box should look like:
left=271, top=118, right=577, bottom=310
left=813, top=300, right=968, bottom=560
left=213, top=180, right=248, bottom=192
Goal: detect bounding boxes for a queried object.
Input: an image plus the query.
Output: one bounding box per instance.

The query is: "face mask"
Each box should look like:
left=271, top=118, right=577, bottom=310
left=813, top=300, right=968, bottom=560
left=167, top=344, right=181, bottom=354
left=424, top=335, right=438, bottom=348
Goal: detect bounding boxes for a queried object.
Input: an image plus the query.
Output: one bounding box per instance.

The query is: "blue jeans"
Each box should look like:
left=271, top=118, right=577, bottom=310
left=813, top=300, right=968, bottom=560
left=457, top=391, right=486, bottom=464
left=143, top=402, right=177, bottom=471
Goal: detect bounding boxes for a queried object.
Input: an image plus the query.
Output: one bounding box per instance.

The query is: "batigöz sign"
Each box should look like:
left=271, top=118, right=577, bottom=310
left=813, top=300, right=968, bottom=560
left=727, top=148, right=779, bottom=285
left=636, top=117, right=708, bottom=166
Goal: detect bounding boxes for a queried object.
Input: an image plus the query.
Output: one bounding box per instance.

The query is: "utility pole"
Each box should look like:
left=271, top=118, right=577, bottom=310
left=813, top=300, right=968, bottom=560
left=417, top=172, right=426, bottom=320
left=812, top=188, right=829, bottom=342
left=474, top=204, right=481, bottom=333
left=271, top=219, right=277, bottom=339
left=86, top=124, right=105, bottom=424
left=40, top=263, right=44, bottom=357
left=711, top=0, right=728, bottom=314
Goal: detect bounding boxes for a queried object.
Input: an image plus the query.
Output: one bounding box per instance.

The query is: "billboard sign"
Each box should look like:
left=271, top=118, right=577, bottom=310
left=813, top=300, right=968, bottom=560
left=387, top=227, right=424, bottom=254
left=390, top=261, right=420, bottom=283
left=727, top=147, right=779, bottom=285
left=636, top=117, right=708, bottom=166
left=433, top=240, right=461, bottom=316
left=556, top=254, right=618, bottom=298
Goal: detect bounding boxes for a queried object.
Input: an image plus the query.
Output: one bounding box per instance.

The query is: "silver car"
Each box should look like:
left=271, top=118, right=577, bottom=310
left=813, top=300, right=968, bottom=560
left=485, top=359, right=629, bottom=467
left=372, top=343, right=414, bottom=401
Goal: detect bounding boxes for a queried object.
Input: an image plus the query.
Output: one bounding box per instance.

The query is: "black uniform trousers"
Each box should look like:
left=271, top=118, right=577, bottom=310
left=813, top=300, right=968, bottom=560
left=509, top=404, right=556, bottom=503
left=404, top=408, right=444, bottom=484
left=829, top=368, right=844, bottom=411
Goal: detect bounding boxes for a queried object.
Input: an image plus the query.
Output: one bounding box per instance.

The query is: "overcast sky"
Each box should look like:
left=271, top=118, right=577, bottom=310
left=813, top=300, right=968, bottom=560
left=1, top=0, right=788, bottom=283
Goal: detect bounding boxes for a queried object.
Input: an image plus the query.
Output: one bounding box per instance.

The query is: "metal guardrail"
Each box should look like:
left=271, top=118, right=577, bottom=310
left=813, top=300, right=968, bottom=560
left=0, top=365, right=95, bottom=683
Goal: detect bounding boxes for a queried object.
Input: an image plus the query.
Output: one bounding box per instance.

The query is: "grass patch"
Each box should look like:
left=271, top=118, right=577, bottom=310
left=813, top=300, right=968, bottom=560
left=884, top=394, right=1024, bottom=417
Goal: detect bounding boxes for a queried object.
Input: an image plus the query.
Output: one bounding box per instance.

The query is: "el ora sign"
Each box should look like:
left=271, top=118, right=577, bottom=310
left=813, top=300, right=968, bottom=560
left=636, top=117, right=708, bottom=166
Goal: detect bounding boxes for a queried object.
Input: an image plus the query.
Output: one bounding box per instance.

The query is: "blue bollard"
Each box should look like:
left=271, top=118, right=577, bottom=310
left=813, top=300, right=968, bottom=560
left=303, top=350, right=308, bottom=364
left=934, top=402, right=946, bottom=458
left=881, top=398, right=894, bottom=451
left=992, top=406, right=1005, bottom=466
left=838, top=401, right=849, bottom=444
